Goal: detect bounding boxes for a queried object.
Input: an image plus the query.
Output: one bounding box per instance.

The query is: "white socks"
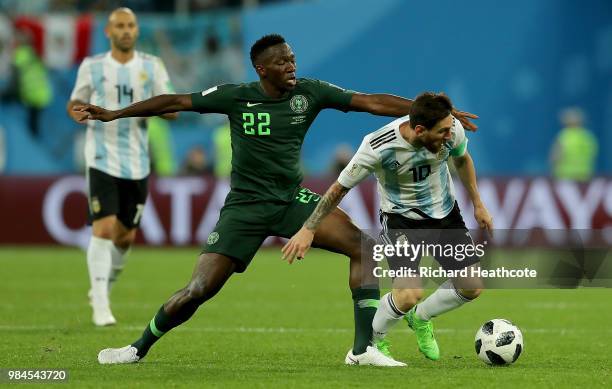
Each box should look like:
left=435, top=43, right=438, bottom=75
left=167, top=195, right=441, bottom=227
left=109, top=245, right=129, bottom=290
left=373, top=281, right=474, bottom=340
left=87, top=236, right=114, bottom=307
left=415, top=280, right=472, bottom=321
left=372, top=293, right=406, bottom=339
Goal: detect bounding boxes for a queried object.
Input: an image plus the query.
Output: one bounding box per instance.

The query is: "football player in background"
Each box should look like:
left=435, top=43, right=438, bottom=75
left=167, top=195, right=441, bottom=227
left=67, top=8, right=177, bottom=326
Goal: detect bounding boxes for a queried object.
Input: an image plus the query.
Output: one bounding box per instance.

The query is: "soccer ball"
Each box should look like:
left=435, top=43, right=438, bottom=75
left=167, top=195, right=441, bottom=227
left=474, top=319, right=523, bottom=365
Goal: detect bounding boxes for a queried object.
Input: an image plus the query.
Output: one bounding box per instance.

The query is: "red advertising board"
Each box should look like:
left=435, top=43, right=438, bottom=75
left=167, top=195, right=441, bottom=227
left=1, top=176, right=611, bottom=247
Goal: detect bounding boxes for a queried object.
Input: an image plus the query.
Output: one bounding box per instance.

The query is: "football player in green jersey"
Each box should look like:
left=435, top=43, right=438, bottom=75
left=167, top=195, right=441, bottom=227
left=77, top=34, right=478, bottom=366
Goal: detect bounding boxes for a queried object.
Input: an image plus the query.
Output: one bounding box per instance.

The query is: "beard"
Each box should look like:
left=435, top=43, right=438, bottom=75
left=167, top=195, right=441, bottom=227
left=113, top=36, right=135, bottom=52
left=425, top=142, right=443, bottom=153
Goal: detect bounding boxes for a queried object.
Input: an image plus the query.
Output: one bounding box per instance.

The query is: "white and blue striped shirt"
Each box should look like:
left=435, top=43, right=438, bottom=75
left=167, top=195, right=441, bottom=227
left=70, top=51, right=174, bottom=179
left=338, top=115, right=468, bottom=220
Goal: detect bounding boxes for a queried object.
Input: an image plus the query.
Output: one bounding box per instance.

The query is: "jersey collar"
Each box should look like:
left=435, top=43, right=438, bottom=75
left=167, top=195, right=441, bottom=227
left=106, top=50, right=138, bottom=67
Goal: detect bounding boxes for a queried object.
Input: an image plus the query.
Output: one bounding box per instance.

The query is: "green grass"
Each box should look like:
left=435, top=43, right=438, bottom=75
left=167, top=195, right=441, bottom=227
left=1, top=247, right=611, bottom=388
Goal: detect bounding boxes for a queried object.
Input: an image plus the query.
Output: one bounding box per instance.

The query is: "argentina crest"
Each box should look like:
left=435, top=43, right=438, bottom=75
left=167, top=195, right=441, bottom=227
left=290, top=94, right=309, bottom=113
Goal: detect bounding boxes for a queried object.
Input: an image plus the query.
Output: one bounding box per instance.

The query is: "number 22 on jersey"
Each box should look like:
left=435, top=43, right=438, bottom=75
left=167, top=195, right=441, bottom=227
left=242, top=112, right=271, bottom=136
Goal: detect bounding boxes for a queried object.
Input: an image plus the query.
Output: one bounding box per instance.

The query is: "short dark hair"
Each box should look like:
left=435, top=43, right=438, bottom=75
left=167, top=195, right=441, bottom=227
left=250, top=34, right=286, bottom=67
left=409, top=92, right=453, bottom=129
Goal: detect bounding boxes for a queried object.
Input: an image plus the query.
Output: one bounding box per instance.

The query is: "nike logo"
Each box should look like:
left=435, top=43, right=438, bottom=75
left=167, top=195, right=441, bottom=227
left=246, top=102, right=262, bottom=107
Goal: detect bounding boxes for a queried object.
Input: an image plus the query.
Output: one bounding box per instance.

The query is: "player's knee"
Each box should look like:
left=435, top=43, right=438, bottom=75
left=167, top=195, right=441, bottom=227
left=453, top=272, right=485, bottom=293
left=112, top=228, right=136, bottom=250
left=361, top=233, right=376, bottom=251
left=331, top=212, right=363, bottom=253
left=342, top=228, right=363, bottom=257
left=458, top=288, right=482, bottom=300
left=93, top=227, right=113, bottom=240
left=113, top=235, right=134, bottom=250
left=186, top=278, right=209, bottom=304
left=348, top=231, right=374, bottom=260
left=92, top=217, right=116, bottom=239
left=392, top=288, right=423, bottom=311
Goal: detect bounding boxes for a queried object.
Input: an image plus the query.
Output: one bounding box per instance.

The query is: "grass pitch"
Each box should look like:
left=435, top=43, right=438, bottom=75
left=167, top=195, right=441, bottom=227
left=1, top=247, right=611, bottom=388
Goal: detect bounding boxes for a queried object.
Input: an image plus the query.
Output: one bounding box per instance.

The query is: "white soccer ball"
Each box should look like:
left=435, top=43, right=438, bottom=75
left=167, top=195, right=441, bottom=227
left=474, top=318, right=523, bottom=365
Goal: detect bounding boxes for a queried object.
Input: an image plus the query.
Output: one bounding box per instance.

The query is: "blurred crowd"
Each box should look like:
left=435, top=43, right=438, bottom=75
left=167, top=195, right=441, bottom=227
left=0, top=1, right=602, bottom=180
left=0, top=0, right=300, bottom=14
left=0, top=8, right=248, bottom=176
left=549, top=107, right=598, bottom=182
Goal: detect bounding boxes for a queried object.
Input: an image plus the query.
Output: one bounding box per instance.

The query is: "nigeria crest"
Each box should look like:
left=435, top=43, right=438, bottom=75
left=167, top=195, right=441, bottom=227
left=207, top=232, right=219, bottom=245
left=290, top=95, right=309, bottom=113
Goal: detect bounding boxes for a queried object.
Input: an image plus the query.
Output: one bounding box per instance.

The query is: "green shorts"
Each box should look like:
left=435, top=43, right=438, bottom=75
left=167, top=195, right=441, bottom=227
left=202, top=187, right=321, bottom=272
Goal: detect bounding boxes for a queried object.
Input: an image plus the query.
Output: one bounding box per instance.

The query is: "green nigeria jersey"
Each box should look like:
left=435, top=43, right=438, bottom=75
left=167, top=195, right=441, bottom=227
left=191, top=78, right=354, bottom=202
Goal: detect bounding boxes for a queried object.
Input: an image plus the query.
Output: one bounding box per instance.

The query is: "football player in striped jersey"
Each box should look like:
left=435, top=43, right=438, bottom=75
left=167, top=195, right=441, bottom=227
left=283, top=92, right=492, bottom=361
left=67, top=8, right=177, bottom=326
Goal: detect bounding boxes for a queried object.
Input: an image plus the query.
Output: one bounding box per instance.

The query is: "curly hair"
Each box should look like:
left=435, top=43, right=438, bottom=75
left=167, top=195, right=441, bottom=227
left=249, top=34, right=286, bottom=67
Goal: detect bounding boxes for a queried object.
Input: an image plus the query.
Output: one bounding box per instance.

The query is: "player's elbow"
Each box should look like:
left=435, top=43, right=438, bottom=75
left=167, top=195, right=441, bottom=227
left=161, top=112, right=179, bottom=121
left=333, top=181, right=350, bottom=192
left=168, top=93, right=194, bottom=112
left=452, top=154, right=468, bottom=169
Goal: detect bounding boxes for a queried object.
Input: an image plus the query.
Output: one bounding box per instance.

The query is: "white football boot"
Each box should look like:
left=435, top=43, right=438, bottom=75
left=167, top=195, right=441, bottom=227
left=344, top=345, right=406, bottom=366
left=92, top=305, right=117, bottom=327
left=90, top=294, right=116, bottom=327
left=98, top=345, right=140, bottom=364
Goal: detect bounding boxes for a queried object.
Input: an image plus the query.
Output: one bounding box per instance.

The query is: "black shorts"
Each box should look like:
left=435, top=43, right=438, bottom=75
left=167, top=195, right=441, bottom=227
left=380, top=202, right=480, bottom=272
left=86, top=167, right=148, bottom=229
left=202, top=187, right=321, bottom=273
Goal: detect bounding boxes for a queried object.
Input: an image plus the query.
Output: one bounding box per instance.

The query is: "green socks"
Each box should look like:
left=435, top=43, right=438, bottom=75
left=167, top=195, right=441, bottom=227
left=132, top=305, right=174, bottom=358
left=351, top=286, right=380, bottom=355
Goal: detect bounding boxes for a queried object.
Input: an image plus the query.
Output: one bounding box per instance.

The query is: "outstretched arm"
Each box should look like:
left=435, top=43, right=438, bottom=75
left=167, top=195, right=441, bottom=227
left=349, top=93, right=479, bottom=131
left=349, top=93, right=413, bottom=117
left=74, top=93, right=193, bottom=122
left=281, top=181, right=350, bottom=263
left=453, top=152, right=493, bottom=234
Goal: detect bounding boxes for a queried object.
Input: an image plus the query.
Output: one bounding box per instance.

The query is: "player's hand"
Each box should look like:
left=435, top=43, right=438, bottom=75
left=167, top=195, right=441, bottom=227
left=73, top=104, right=118, bottom=122
left=281, top=227, right=315, bottom=264
left=452, top=109, right=479, bottom=132
left=69, top=108, right=90, bottom=124
left=474, top=202, right=493, bottom=237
